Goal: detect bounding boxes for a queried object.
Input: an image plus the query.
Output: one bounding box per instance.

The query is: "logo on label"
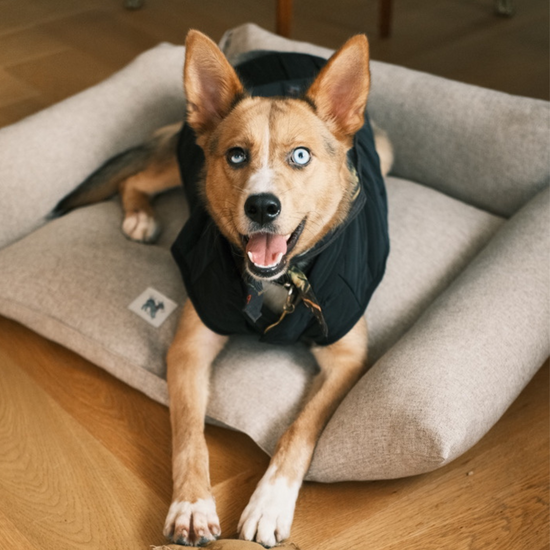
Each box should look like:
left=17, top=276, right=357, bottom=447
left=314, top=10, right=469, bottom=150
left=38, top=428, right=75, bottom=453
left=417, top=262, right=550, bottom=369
left=128, top=287, right=179, bottom=328
left=142, top=297, right=165, bottom=319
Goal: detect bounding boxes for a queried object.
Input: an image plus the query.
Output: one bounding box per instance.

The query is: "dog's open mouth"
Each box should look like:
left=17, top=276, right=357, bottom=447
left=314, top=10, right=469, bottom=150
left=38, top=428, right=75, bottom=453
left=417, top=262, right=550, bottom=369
left=242, top=219, right=306, bottom=279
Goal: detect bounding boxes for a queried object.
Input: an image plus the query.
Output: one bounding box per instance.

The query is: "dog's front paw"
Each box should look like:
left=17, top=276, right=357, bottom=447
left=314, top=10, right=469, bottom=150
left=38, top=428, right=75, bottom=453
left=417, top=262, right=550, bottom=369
left=163, top=497, right=221, bottom=547
left=238, top=469, right=300, bottom=548
left=122, top=211, right=160, bottom=243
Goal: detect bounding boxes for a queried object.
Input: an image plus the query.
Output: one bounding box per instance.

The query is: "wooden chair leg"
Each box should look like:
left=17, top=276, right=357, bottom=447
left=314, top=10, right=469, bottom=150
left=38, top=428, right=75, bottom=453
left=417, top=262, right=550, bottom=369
left=276, top=0, right=394, bottom=40
left=379, top=0, right=393, bottom=39
left=276, top=0, right=293, bottom=38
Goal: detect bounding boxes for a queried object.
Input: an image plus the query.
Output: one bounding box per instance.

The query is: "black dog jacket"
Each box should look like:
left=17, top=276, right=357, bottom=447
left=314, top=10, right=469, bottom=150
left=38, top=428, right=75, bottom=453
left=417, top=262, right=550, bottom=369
left=171, top=52, right=390, bottom=346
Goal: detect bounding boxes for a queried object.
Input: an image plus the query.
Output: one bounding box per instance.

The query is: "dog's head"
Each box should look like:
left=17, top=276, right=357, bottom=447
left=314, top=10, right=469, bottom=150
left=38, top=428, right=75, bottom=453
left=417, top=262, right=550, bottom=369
left=184, top=31, right=371, bottom=281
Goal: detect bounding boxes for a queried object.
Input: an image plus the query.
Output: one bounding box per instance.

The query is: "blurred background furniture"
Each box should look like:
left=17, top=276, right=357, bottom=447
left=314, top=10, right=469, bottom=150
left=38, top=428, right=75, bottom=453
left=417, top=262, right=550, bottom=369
left=276, top=0, right=514, bottom=39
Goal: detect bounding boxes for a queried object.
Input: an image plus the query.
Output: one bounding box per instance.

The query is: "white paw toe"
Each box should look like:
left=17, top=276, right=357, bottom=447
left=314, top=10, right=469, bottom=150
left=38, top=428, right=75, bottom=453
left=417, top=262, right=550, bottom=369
left=122, top=211, right=160, bottom=243
left=163, top=497, right=220, bottom=546
left=238, top=469, right=299, bottom=548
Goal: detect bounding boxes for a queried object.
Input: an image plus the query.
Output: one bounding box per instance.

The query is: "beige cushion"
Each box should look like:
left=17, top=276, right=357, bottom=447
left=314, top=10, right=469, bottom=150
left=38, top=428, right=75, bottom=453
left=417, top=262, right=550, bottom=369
left=311, top=186, right=549, bottom=480
left=0, top=176, right=507, bottom=463
left=0, top=26, right=548, bottom=482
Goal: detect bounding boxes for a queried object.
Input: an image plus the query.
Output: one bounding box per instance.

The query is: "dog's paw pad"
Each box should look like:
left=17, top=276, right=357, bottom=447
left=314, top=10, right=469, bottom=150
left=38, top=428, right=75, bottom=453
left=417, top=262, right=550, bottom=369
left=238, top=471, right=299, bottom=548
left=163, top=498, right=220, bottom=546
left=122, top=211, right=160, bottom=243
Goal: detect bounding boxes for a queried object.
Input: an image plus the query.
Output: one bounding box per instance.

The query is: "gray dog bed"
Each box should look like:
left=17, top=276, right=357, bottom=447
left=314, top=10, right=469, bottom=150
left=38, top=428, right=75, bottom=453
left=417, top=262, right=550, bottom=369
left=0, top=24, right=548, bottom=482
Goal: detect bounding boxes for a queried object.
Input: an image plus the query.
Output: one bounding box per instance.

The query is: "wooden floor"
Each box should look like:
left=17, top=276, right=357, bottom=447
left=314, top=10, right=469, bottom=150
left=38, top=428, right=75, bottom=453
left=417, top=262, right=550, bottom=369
left=0, top=317, right=548, bottom=549
left=0, top=1, right=549, bottom=549
left=0, top=0, right=548, bottom=130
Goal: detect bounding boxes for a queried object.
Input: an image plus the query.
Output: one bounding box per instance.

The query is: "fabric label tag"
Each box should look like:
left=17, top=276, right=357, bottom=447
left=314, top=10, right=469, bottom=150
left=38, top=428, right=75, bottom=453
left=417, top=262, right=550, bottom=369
left=128, top=287, right=178, bottom=328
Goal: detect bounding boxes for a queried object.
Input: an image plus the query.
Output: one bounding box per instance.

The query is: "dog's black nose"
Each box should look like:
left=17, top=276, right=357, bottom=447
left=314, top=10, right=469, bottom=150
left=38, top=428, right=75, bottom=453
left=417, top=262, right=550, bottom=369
left=244, top=193, right=281, bottom=225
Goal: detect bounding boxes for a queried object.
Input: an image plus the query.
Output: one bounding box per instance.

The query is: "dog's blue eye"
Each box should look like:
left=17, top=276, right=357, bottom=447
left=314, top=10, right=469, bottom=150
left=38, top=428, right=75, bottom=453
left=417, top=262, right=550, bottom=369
left=290, top=147, right=311, bottom=167
left=227, top=147, right=248, bottom=166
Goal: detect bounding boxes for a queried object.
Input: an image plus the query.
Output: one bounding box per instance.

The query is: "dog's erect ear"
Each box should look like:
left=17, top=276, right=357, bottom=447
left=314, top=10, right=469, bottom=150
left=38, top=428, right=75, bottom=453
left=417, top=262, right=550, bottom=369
left=184, top=30, right=244, bottom=135
left=306, top=35, right=370, bottom=138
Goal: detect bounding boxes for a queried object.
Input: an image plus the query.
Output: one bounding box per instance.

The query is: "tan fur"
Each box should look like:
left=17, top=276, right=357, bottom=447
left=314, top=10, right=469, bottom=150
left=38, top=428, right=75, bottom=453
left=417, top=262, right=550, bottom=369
left=163, top=301, right=227, bottom=544
left=89, top=30, right=388, bottom=546
left=184, top=31, right=244, bottom=135
left=197, top=97, right=357, bottom=258
left=158, top=31, right=376, bottom=547
left=183, top=32, right=371, bottom=266
left=52, top=33, right=391, bottom=544
left=306, top=34, right=371, bottom=139
left=115, top=50, right=390, bottom=246
left=118, top=137, right=180, bottom=238
left=119, top=163, right=178, bottom=214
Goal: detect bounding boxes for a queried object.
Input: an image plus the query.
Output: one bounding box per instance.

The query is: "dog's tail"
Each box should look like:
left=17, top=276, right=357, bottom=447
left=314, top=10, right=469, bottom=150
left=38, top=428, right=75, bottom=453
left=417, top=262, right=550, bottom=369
left=50, top=146, right=151, bottom=218
left=372, top=122, right=394, bottom=178
left=49, top=123, right=181, bottom=218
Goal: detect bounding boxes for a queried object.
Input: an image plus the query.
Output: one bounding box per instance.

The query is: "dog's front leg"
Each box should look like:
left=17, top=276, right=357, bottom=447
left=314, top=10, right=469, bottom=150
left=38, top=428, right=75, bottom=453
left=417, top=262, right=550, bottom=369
left=238, top=317, right=369, bottom=547
left=163, top=300, right=228, bottom=546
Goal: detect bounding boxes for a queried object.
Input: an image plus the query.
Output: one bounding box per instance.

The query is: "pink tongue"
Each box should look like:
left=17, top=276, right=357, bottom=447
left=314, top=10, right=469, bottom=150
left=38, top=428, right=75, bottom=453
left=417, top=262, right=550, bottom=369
left=246, top=233, right=287, bottom=267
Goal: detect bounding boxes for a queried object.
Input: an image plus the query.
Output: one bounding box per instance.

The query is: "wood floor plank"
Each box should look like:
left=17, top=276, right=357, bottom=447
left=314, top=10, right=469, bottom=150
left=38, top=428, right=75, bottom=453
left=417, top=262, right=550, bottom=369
left=0, top=68, right=38, bottom=107
left=40, top=9, right=159, bottom=71
left=117, top=0, right=273, bottom=48
left=0, top=317, right=269, bottom=503
left=5, top=49, right=115, bottom=104
left=410, top=12, right=550, bottom=98
left=0, top=28, right=66, bottom=67
left=0, top=508, right=40, bottom=549
left=0, top=345, right=169, bottom=550
left=0, top=0, right=102, bottom=36
left=293, top=0, right=550, bottom=100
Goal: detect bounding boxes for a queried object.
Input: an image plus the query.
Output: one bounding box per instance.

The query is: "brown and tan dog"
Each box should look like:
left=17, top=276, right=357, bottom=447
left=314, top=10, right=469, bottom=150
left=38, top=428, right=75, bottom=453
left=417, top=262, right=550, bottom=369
left=53, top=30, right=392, bottom=548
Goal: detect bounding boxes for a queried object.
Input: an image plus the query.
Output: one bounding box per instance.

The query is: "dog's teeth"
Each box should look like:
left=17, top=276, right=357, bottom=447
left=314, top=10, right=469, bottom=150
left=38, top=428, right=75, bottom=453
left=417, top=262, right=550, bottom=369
left=247, top=251, right=284, bottom=269
left=284, top=234, right=291, bottom=242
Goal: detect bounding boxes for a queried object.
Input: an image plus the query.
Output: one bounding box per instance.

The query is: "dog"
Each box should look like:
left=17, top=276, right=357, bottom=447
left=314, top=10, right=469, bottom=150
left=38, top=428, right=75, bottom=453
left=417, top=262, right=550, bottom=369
left=52, top=30, right=392, bottom=547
